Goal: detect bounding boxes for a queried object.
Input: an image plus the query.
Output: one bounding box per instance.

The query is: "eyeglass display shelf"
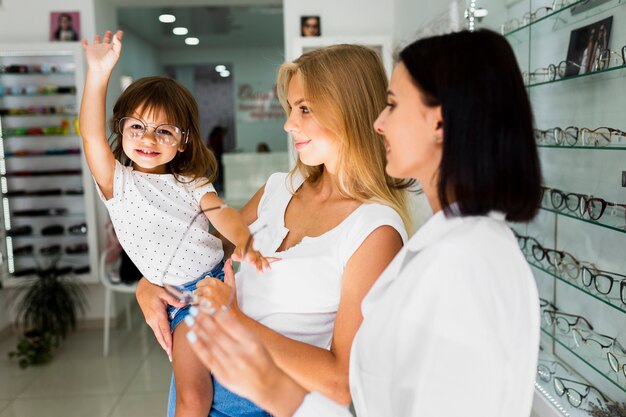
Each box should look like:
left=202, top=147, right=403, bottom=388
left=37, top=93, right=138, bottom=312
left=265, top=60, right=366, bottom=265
left=540, top=328, right=626, bottom=394
left=3, top=149, right=81, bottom=158
left=526, top=64, right=626, bottom=88
left=0, top=92, right=76, bottom=98
left=0, top=72, right=75, bottom=77
left=504, top=0, right=626, bottom=37
left=537, top=144, right=626, bottom=151
left=0, top=113, right=77, bottom=118
left=503, top=0, right=591, bottom=37
left=1, top=134, right=79, bottom=139
left=6, top=233, right=87, bottom=239
left=539, top=206, right=626, bottom=235
left=12, top=253, right=89, bottom=259
left=529, top=261, right=626, bottom=315
left=534, top=350, right=599, bottom=417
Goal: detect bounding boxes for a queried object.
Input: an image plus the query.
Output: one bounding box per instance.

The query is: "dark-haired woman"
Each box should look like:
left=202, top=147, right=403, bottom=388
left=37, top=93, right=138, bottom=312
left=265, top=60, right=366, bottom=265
left=186, top=29, right=542, bottom=417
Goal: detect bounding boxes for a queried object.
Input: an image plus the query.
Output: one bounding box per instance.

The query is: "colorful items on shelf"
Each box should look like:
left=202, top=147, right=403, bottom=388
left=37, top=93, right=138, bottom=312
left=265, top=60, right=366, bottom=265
left=0, top=104, right=76, bottom=115
left=0, top=85, right=76, bottom=96
left=0, top=63, right=75, bottom=74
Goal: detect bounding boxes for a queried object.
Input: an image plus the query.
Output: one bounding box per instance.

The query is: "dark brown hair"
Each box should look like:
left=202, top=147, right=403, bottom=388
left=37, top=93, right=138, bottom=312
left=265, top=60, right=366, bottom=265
left=109, top=76, right=217, bottom=183
left=399, top=30, right=542, bottom=222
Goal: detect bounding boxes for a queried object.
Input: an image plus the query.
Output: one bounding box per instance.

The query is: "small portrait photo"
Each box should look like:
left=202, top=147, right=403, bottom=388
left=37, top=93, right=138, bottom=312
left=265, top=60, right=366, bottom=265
left=300, top=16, right=321, bottom=37
left=50, top=11, right=81, bottom=42
left=563, top=16, right=612, bottom=77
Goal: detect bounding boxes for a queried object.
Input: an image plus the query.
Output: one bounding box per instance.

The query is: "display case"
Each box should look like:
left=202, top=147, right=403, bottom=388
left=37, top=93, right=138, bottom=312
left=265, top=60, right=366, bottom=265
left=0, top=43, right=99, bottom=286
left=478, top=0, right=626, bottom=415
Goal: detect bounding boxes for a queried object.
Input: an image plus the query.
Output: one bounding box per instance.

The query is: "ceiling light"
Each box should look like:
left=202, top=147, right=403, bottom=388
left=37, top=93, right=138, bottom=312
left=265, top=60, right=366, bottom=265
left=159, top=14, right=176, bottom=23
left=185, top=37, right=200, bottom=46
left=172, top=27, right=188, bottom=35
left=220, top=70, right=230, bottom=78
left=215, top=65, right=226, bottom=72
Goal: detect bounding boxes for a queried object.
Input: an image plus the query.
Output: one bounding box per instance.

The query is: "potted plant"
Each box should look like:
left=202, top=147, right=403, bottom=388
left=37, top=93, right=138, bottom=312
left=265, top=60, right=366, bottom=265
left=8, top=257, right=86, bottom=369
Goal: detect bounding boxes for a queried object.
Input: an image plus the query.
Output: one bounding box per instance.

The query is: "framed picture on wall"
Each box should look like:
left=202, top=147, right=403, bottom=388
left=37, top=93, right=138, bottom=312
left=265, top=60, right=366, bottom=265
left=300, top=16, right=321, bottom=37
left=563, top=16, right=612, bottom=77
left=50, top=11, right=81, bottom=42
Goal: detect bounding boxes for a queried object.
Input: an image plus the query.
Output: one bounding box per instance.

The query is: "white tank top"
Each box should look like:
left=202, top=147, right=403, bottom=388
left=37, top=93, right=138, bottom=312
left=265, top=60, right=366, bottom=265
left=236, top=172, right=407, bottom=349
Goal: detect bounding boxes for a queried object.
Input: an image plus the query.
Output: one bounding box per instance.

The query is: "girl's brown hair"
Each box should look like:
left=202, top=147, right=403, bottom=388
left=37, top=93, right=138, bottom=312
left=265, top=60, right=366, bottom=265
left=277, top=45, right=414, bottom=232
left=109, top=76, right=217, bottom=184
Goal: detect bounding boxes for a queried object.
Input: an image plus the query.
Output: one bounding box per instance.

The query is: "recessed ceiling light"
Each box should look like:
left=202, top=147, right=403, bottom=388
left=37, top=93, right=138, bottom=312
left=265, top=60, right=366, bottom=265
left=159, top=14, right=176, bottom=23
left=185, top=37, right=200, bottom=46
left=215, top=65, right=226, bottom=72
left=172, top=27, right=188, bottom=35
left=220, top=70, right=230, bottom=77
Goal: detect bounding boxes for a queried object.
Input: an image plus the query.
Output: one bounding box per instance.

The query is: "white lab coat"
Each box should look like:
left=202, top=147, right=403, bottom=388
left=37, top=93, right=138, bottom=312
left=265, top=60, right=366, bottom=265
left=294, top=210, right=540, bottom=417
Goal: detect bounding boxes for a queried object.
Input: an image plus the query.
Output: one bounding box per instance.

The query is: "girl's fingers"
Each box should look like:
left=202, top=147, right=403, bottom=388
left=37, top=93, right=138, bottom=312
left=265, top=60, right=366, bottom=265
left=94, top=34, right=101, bottom=44
left=103, top=31, right=112, bottom=43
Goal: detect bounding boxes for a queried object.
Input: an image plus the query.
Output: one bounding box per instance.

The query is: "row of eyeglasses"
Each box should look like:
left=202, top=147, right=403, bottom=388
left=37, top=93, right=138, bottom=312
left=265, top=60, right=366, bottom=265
left=521, top=45, right=626, bottom=85
left=539, top=299, right=626, bottom=383
left=515, top=231, right=626, bottom=305
left=534, top=126, right=626, bottom=147
left=499, top=0, right=588, bottom=34
left=536, top=358, right=608, bottom=408
left=540, top=187, right=626, bottom=223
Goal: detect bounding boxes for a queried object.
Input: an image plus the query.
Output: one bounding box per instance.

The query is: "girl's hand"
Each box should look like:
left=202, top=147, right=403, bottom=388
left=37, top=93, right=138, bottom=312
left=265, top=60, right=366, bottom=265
left=81, top=30, right=123, bottom=75
left=238, top=246, right=271, bottom=272
left=135, top=277, right=184, bottom=361
left=196, top=259, right=240, bottom=314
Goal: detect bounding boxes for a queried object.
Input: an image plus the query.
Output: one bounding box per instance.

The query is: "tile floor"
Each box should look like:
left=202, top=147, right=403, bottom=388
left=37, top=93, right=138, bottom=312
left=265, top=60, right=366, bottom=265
left=0, top=308, right=172, bottom=417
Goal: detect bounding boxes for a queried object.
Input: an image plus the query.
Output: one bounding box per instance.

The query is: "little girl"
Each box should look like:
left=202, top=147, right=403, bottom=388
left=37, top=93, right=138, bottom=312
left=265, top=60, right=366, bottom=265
left=79, top=30, right=267, bottom=417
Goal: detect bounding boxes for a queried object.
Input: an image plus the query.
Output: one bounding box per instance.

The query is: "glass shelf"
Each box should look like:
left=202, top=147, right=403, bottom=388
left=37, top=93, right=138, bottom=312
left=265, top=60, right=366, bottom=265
left=12, top=252, right=88, bottom=259
left=537, top=144, right=626, bottom=151
left=503, top=0, right=590, bottom=37
left=3, top=170, right=82, bottom=177
left=541, top=328, right=626, bottom=394
left=0, top=72, right=74, bottom=77
left=0, top=113, right=77, bottom=118
left=527, top=64, right=626, bottom=88
left=4, top=150, right=81, bottom=158
left=529, top=261, right=626, bottom=315
left=0, top=134, right=79, bottom=139
left=540, top=207, right=626, bottom=234
left=0, top=93, right=75, bottom=98
left=5, top=193, right=83, bottom=198
left=535, top=349, right=603, bottom=416
left=5, top=233, right=87, bottom=239
left=11, top=212, right=86, bottom=218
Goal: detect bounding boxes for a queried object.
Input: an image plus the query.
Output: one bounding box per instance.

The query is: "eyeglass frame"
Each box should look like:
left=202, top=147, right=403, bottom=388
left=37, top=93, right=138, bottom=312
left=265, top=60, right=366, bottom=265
left=591, top=46, right=626, bottom=72
left=542, top=309, right=594, bottom=334
left=572, top=328, right=626, bottom=378
left=117, top=116, right=189, bottom=148
left=542, top=186, right=626, bottom=222
left=553, top=376, right=608, bottom=408
left=536, top=359, right=570, bottom=382
left=581, top=266, right=626, bottom=302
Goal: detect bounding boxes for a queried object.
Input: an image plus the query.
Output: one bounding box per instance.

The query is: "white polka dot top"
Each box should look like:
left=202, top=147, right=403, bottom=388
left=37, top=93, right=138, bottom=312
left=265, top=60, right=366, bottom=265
left=96, top=161, right=224, bottom=286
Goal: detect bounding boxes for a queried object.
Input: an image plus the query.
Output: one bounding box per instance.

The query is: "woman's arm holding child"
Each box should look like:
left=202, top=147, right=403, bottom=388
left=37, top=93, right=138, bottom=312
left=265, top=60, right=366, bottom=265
left=79, top=30, right=123, bottom=200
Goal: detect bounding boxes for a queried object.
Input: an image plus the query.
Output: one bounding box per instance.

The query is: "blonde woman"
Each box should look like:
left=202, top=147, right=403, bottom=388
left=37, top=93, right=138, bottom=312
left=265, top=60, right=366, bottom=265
left=136, top=44, right=413, bottom=417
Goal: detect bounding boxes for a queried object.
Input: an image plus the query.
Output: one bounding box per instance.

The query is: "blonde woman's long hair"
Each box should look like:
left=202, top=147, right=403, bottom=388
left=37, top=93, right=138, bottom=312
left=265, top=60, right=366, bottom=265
left=277, top=44, right=414, bottom=233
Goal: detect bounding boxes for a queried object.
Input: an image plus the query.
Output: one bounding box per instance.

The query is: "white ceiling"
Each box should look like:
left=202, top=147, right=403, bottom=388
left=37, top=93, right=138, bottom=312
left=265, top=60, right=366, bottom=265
left=117, top=4, right=284, bottom=49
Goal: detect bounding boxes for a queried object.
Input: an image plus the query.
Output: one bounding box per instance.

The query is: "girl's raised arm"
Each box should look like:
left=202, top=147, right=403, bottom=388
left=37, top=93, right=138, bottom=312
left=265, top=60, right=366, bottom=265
left=79, top=30, right=123, bottom=200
